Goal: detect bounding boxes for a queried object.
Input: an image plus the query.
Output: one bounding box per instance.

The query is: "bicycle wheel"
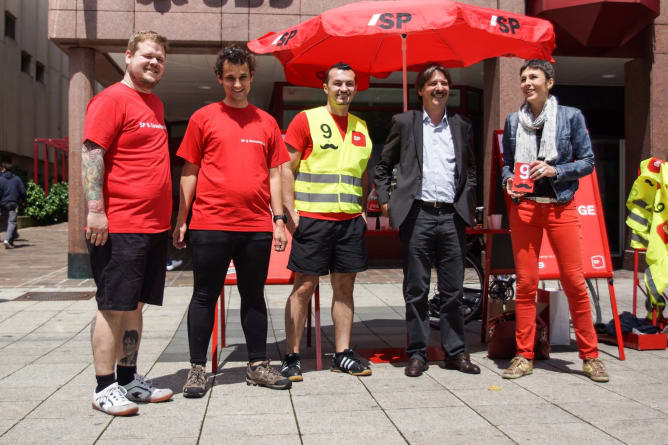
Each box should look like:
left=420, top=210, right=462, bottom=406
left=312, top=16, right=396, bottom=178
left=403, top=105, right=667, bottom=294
left=429, top=254, right=484, bottom=329
left=460, top=255, right=484, bottom=323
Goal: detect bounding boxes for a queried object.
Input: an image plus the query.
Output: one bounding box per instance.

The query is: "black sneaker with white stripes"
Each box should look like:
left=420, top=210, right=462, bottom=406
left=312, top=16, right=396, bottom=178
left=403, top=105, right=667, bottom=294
left=331, top=349, right=372, bottom=376
left=281, top=353, right=303, bottom=382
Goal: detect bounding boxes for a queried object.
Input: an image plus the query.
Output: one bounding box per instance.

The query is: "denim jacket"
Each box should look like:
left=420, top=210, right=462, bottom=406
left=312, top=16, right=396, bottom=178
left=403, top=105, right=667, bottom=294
left=501, top=105, right=595, bottom=203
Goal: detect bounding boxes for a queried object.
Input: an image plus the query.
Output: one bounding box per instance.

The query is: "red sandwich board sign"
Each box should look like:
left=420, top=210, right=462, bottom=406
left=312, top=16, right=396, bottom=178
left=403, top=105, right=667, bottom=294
left=536, top=169, right=612, bottom=279
left=486, top=130, right=625, bottom=359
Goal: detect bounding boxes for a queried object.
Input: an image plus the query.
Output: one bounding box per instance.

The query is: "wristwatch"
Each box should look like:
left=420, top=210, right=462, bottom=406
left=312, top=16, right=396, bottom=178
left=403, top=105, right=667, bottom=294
left=273, top=214, right=288, bottom=224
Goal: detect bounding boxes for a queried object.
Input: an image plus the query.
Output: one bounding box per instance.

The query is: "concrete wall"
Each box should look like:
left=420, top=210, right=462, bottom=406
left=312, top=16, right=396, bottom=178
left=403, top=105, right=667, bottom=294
left=48, top=0, right=502, bottom=50
left=1, top=0, right=69, bottom=172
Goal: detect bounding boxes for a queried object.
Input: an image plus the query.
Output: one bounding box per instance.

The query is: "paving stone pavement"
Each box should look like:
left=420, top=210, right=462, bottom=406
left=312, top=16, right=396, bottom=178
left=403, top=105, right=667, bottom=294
left=1, top=224, right=668, bottom=444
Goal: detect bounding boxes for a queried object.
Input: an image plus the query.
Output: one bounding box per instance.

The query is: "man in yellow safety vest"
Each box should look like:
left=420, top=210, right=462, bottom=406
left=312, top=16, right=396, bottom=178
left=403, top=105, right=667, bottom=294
left=281, top=62, right=373, bottom=381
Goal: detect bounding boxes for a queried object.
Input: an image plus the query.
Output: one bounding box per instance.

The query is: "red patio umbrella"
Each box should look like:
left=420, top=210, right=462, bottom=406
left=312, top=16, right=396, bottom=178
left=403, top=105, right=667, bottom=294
left=248, top=0, right=555, bottom=111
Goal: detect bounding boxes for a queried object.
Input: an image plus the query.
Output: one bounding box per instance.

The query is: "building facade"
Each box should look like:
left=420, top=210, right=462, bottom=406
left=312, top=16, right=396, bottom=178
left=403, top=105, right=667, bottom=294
left=1, top=0, right=69, bottom=175
left=44, top=0, right=667, bottom=277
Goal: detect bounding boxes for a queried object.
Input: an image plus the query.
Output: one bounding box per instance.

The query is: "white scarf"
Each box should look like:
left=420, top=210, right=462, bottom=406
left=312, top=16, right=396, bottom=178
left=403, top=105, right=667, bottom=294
left=515, top=95, right=558, bottom=164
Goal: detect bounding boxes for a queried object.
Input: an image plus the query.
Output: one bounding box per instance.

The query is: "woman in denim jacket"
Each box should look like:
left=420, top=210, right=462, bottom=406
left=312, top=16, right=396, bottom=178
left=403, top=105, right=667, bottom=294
left=500, top=59, right=608, bottom=383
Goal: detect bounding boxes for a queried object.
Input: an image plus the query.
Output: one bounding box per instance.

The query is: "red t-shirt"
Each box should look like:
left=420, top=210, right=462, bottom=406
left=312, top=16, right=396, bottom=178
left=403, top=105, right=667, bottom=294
left=284, top=111, right=360, bottom=221
left=177, top=102, right=289, bottom=232
left=83, top=82, right=171, bottom=233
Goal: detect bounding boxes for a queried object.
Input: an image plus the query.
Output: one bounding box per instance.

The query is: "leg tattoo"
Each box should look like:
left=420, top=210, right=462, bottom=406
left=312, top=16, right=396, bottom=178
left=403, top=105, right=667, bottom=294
left=119, top=330, right=139, bottom=366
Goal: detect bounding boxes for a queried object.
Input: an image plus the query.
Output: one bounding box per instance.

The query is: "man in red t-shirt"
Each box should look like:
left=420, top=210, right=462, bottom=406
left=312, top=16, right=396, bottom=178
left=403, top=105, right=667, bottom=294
left=82, top=31, right=173, bottom=417
left=280, top=63, right=373, bottom=382
left=173, top=46, right=291, bottom=397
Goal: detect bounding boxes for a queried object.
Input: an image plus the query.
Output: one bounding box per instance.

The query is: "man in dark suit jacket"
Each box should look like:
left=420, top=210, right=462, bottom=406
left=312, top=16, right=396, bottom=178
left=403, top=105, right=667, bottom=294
left=375, top=63, right=479, bottom=377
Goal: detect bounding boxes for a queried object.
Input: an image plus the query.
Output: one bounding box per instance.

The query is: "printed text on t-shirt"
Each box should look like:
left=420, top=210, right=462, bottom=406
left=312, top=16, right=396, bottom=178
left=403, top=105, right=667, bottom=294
left=139, top=122, right=167, bottom=130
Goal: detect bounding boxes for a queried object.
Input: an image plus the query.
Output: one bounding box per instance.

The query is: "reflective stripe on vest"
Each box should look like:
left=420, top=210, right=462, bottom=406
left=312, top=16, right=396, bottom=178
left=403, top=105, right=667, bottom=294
left=630, top=232, right=649, bottom=248
left=295, top=172, right=363, bottom=187
left=294, top=192, right=362, bottom=204
left=294, top=106, right=372, bottom=214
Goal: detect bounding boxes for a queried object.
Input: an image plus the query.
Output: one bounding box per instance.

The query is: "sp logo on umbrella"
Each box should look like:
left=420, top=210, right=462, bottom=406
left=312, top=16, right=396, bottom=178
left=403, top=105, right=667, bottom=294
left=272, top=29, right=298, bottom=47
left=368, top=12, right=412, bottom=29
left=490, top=15, right=520, bottom=34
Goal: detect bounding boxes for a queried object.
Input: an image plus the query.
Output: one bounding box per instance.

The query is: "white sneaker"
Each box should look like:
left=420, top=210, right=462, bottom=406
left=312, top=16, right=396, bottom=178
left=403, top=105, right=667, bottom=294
left=123, top=373, right=173, bottom=403
left=166, top=259, right=183, bottom=271
left=92, top=382, right=139, bottom=416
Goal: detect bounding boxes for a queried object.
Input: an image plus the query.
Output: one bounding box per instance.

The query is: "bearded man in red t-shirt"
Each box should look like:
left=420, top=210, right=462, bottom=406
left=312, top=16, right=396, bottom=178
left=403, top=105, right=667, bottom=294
left=82, top=31, right=174, bottom=417
left=173, top=46, right=291, bottom=397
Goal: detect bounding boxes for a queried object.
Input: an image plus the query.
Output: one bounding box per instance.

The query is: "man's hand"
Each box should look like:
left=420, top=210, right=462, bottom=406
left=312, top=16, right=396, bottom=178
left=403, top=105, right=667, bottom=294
left=380, top=203, right=390, bottom=218
left=173, top=222, right=187, bottom=249
left=361, top=211, right=367, bottom=224
left=286, top=209, right=300, bottom=235
left=86, top=212, right=108, bottom=246
left=273, top=222, right=287, bottom=251
left=505, top=178, right=526, bottom=199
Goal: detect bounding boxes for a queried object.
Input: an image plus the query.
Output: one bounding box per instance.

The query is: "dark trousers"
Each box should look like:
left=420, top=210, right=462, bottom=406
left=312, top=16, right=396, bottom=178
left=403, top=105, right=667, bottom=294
left=2, top=203, right=18, bottom=243
left=399, top=203, right=467, bottom=361
left=187, top=230, right=272, bottom=364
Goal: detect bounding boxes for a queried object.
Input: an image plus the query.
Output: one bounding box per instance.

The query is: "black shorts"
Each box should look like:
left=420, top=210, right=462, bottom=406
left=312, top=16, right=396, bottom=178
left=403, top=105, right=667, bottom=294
left=87, top=231, right=168, bottom=311
left=288, top=215, right=368, bottom=276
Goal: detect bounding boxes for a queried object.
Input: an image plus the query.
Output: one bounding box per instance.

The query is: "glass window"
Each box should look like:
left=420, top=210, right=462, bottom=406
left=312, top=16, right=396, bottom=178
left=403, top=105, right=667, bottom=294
left=448, top=88, right=461, bottom=108
left=282, top=85, right=420, bottom=108
left=36, top=62, right=45, bottom=83
left=21, top=51, right=31, bottom=75
left=4, top=11, right=15, bottom=40
left=467, top=89, right=481, bottom=113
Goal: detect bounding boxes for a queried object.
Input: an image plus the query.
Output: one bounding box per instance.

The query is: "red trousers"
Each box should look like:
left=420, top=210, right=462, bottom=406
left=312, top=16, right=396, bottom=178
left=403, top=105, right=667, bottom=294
left=509, top=199, right=598, bottom=360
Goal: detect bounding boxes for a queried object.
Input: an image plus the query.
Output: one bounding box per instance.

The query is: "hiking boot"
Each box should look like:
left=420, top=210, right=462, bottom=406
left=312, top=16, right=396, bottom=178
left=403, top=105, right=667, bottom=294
left=331, top=349, right=372, bottom=376
left=281, top=353, right=303, bottom=382
left=502, top=356, right=533, bottom=379
left=583, top=358, right=609, bottom=383
left=92, top=382, right=138, bottom=416
left=246, top=360, right=292, bottom=390
left=123, top=373, right=173, bottom=403
left=183, top=364, right=208, bottom=398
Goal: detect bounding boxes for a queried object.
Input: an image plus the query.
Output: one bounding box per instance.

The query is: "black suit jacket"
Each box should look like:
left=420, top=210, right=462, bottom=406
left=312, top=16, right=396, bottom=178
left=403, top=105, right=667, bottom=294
left=374, top=110, right=477, bottom=229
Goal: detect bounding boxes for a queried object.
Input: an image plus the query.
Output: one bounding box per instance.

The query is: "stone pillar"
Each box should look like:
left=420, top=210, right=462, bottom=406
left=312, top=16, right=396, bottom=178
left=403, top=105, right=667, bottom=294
left=482, top=57, right=524, bottom=216
left=622, top=58, right=651, bottom=268
left=68, top=47, right=95, bottom=278
left=621, top=13, right=668, bottom=268
left=481, top=0, right=525, bottom=217
left=650, top=19, right=668, bottom=161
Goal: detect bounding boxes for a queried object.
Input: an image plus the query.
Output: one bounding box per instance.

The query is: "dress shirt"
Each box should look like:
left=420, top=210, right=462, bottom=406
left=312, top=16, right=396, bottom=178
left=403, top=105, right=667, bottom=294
left=417, top=108, right=456, bottom=203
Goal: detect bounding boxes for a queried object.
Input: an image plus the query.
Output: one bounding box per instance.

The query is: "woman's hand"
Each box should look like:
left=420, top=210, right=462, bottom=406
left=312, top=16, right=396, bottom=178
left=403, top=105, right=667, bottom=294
left=529, top=160, right=557, bottom=180
left=505, top=178, right=526, bottom=199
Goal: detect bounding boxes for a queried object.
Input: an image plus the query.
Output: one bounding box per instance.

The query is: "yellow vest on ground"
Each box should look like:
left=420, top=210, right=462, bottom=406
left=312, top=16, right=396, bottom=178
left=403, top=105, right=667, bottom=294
left=626, top=158, right=668, bottom=312
left=626, top=158, right=661, bottom=237
left=294, top=106, right=372, bottom=214
left=644, top=161, right=668, bottom=311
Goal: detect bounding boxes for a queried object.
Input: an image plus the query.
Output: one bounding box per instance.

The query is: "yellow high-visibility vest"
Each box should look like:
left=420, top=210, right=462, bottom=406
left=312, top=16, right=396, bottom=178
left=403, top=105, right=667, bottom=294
left=294, top=106, right=372, bottom=214
left=626, top=158, right=661, bottom=235
left=644, top=161, right=668, bottom=311
left=626, top=157, right=668, bottom=312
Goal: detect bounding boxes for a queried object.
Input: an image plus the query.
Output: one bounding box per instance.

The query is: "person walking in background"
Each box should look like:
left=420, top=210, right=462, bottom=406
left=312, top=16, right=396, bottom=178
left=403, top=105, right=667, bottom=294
left=501, top=59, right=608, bottom=383
left=375, top=63, right=479, bottom=378
left=82, top=30, right=174, bottom=416
left=0, top=161, right=26, bottom=249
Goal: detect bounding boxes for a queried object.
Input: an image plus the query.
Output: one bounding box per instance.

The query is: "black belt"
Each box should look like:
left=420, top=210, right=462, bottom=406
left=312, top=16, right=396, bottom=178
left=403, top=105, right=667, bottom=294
left=415, top=200, right=454, bottom=209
